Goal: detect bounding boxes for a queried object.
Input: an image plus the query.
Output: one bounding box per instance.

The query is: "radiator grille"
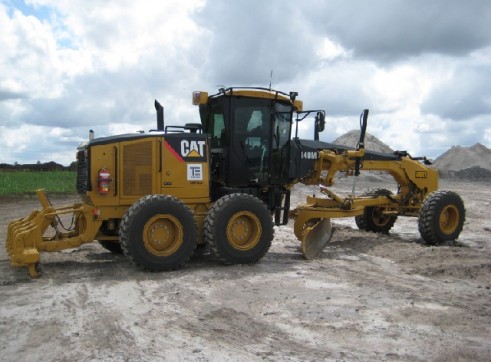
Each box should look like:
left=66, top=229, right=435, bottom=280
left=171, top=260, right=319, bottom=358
left=76, top=149, right=87, bottom=194
left=122, top=141, right=153, bottom=196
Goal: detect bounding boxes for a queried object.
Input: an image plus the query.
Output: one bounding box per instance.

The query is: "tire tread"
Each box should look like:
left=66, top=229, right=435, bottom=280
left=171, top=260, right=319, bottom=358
left=204, top=193, right=273, bottom=264
left=418, top=190, right=465, bottom=244
left=120, top=195, right=197, bottom=271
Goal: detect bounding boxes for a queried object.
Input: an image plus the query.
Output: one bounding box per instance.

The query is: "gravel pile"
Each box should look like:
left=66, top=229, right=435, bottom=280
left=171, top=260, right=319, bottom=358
left=432, top=143, right=491, bottom=172
left=331, top=130, right=394, bottom=153
left=439, top=166, right=491, bottom=180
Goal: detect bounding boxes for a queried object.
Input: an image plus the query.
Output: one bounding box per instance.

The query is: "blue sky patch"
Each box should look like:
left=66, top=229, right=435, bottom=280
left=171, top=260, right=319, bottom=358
left=7, top=0, right=52, bottom=20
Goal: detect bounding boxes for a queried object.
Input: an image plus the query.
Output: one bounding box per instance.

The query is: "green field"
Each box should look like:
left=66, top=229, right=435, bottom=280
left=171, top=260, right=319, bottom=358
left=0, top=171, right=76, bottom=195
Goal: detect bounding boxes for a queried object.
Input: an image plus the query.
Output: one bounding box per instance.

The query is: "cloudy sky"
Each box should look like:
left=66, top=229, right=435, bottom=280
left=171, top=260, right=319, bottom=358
left=1, top=0, right=490, bottom=165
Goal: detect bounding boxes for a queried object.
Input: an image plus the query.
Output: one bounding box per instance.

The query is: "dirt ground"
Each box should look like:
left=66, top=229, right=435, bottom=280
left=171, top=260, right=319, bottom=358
left=1, top=178, right=490, bottom=361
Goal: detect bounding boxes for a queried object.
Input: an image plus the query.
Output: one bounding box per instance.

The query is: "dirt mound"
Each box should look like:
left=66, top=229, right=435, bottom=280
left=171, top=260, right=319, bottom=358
left=432, top=143, right=491, bottom=180
left=332, top=130, right=394, bottom=154
left=331, top=130, right=395, bottom=181
left=439, top=165, right=491, bottom=180
left=433, top=143, right=491, bottom=171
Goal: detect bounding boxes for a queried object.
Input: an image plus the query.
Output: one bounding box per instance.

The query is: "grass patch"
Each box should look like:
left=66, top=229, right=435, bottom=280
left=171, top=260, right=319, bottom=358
left=0, top=171, right=76, bottom=195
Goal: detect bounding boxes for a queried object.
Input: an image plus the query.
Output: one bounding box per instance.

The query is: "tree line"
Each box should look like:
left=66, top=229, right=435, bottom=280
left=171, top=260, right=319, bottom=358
left=0, top=161, right=77, bottom=172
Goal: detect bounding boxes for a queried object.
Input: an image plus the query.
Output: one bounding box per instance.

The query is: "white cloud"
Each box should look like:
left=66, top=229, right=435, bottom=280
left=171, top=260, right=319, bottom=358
left=484, top=128, right=491, bottom=145
left=31, top=0, right=206, bottom=70
left=48, top=126, right=71, bottom=137
left=0, top=124, right=80, bottom=165
left=422, top=57, right=491, bottom=120
left=369, top=65, right=431, bottom=112
left=316, top=37, right=349, bottom=61
left=0, top=0, right=490, bottom=166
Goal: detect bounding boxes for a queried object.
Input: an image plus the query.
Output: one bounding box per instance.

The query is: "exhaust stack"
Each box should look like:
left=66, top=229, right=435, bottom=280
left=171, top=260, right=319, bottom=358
left=155, top=100, right=164, bottom=131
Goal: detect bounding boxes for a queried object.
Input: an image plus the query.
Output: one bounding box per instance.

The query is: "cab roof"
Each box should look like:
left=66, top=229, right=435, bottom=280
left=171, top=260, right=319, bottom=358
left=194, top=87, right=303, bottom=111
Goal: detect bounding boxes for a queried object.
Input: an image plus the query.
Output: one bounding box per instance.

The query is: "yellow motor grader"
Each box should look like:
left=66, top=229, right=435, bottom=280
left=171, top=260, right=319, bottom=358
left=6, top=87, right=465, bottom=277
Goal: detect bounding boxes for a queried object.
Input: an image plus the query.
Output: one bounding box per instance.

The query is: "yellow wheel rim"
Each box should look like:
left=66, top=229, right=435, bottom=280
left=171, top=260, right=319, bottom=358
left=143, top=214, right=183, bottom=256
left=226, top=211, right=262, bottom=251
left=439, top=205, right=459, bottom=234
left=372, top=208, right=390, bottom=227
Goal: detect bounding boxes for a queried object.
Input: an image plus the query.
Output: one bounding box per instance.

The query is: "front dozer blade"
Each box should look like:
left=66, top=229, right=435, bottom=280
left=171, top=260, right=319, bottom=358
left=301, top=218, right=333, bottom=260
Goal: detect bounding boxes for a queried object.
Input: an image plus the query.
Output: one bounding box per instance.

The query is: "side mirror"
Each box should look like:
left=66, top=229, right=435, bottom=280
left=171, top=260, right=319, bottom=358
left=314, top=112, right=325, bottom=141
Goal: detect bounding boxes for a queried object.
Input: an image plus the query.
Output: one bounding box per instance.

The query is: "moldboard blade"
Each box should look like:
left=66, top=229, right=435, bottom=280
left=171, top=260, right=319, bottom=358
left=301, top=218, right=333, bottom=260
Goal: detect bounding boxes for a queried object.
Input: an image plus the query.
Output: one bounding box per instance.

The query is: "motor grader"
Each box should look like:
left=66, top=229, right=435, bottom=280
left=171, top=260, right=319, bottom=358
left=6, top=87, right=465, bottom=277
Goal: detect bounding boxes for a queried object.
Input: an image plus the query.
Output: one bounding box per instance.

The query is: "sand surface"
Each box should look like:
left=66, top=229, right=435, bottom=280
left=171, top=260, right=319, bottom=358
left=1, top=179, right=490, bottom=361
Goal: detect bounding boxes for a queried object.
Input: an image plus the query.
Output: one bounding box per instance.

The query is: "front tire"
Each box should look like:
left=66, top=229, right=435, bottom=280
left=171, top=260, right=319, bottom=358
left=355, top=188, right=397, bottom=233
left=204, top=193, right=273, bottom=264
left=418, top=190, right=465, bottom=244
left=120, top=195, right=197, bottom=271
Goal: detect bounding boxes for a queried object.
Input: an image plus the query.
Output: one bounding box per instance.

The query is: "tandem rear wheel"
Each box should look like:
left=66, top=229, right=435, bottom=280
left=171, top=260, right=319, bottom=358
left=204, top=193, right=274, bottom=265
left=120, top=195, right=197, bottom=271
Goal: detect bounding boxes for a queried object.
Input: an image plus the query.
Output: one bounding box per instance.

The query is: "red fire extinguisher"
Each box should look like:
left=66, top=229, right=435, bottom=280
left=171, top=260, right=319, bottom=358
left=98, top=168, right=111, bottom=194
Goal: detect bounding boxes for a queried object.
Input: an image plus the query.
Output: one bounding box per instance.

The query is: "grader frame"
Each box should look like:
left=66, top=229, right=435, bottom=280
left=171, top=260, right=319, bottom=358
left=5, top=88, right=465, bottom=277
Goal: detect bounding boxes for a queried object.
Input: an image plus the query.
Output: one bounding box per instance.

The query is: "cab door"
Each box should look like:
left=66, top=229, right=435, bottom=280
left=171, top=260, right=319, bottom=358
left=228, top=98, right=272, bottom=187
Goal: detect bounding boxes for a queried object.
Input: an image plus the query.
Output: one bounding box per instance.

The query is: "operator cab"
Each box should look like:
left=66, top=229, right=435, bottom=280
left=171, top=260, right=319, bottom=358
left=194, top=88, right=301, bottom=200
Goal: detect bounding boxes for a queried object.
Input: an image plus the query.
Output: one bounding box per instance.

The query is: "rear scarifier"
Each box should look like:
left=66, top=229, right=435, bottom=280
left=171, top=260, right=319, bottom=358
left=418, top=190, right=466, bottom=244
left=120, top=194, right=197, bottom=271
left=204, top=193, right=274, bottom=265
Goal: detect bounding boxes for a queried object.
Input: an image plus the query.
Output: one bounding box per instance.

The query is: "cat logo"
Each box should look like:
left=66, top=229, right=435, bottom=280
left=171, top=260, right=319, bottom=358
left=181, top=140, right=206, bottom=158
left=164, top=137, right=207, bottom=163
left=415, top=171, right=427, bottom=178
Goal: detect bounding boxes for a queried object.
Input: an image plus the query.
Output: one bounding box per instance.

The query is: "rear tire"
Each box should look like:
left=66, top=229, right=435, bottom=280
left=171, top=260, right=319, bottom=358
left=418, top=190, right=465, bottom=244
left=355, top=188, right=397, bottom=233
left=120, top=195, right=197, bottom=271
left=204, top=193, right=273, bottom=264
